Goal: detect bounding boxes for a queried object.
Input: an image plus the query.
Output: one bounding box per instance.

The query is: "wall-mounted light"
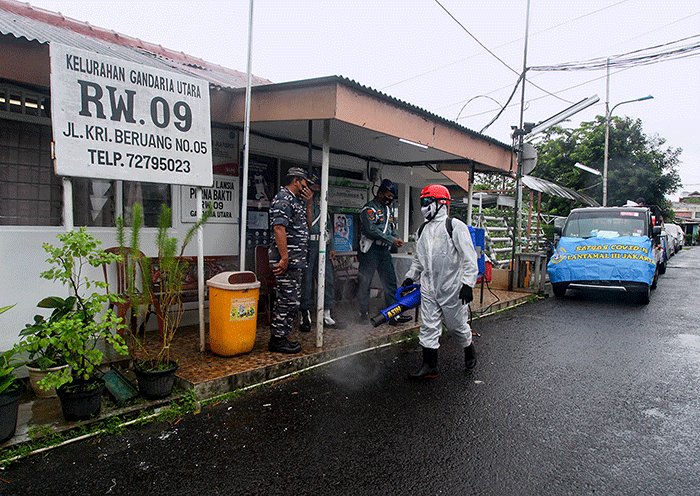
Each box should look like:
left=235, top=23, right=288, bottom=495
left=399, top=138, right=428, bottom=149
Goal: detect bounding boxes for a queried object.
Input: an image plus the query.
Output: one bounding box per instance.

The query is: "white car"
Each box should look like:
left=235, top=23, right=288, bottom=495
left=660, top=225, right=674, bottom=260
left=665, top=223, right=684, bottom=253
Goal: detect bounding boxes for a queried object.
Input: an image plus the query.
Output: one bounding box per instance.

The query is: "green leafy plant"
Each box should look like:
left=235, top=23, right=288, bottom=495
left=0, top=305, right=23, bottom=395
left=16, top=296, right=74, bottom=371
left=33, top=228, right=129, bottom=391
left=0, top=349, right=22, bottom=395
left=155, top=389, right=200, bottom=423
left=116, top=203, right=211, bottom=371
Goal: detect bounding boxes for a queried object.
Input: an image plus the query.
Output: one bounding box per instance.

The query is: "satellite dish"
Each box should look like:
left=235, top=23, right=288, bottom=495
left=521, top=143, right=538, bottom=175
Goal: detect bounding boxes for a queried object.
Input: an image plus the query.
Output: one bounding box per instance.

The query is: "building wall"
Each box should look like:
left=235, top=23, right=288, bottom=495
left=672, top=201, right=700, bottom=220
left=0, top=108, right=444, bottom=350
left=671, top=200, right=700, bottom=242
left=0, top=33, right=457, bottom=350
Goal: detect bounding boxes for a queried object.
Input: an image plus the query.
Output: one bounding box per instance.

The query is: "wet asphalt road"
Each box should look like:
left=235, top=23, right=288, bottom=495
left=3, top=248, right=699, bottom=496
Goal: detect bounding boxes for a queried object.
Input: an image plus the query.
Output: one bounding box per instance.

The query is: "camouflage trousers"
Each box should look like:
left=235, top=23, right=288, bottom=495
left=270, top=268, right=303, bottom=338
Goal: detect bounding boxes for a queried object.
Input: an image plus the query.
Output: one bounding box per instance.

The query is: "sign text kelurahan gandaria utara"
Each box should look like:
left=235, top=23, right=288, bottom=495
left=50, top=43, right=212, bottom=187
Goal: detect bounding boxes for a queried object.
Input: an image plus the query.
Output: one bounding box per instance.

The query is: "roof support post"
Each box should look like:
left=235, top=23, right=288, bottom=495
left=62, top=177, right=73, bottom=231
left=315, top=119, right=331, bottom=348
left=307, top=120, right=313, bottom=174
left=401, top=182, right=410, bottom=241
left=467, top=162, right=475, bottom=225
left=239, top=0, right=254, bottom=271
left=196, top=187, right=205, bottom=352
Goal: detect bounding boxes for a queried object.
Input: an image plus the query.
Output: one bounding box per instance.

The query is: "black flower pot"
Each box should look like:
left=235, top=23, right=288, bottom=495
left=134, top=361, right=178, bottom=399
left=0, top=387, right=21, bottom=444
left=56, top=378, right=105, bottom=421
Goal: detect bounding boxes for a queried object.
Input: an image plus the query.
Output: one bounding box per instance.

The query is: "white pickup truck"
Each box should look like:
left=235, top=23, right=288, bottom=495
left=547, top=206, right=663, bottom=304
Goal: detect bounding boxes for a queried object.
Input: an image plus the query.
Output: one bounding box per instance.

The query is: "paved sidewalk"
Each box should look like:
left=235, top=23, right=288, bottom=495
left=4, top=287, right=535, bottom=450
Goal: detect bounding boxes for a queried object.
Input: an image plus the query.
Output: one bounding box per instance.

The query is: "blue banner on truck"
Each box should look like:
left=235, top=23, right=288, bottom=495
left=547, top=236, right=656, bottom=285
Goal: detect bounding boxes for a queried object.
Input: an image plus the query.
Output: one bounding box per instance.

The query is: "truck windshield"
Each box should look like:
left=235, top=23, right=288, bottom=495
left=563, top=211, right=647, bottom=239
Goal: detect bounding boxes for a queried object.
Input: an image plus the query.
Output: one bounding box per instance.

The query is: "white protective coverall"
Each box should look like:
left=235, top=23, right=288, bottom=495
left=404, top=208, right=478, bottom=350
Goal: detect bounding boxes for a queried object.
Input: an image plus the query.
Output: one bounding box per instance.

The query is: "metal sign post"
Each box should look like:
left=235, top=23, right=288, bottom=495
left=49, top=42, right=213, bottom=346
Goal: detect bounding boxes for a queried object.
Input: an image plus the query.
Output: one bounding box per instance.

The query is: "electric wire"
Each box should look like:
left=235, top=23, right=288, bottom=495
left=605, top=10, right=700, bottom=50
left=458, top=62, right=647, bottom=123
left=479, top=72, right=524, bottom=133
left=452, top=37, right=698, bottom=125
left=440, top=14, right=698, bottom=114
left=436, top=9, right=699, bottom=130
left=530, top=34, right=700, bottom=72
left=433, top=0, right=517, bottom=77
left=382, top=0, right=629, bottom=91
left=433, top=0, right=571, bottom=104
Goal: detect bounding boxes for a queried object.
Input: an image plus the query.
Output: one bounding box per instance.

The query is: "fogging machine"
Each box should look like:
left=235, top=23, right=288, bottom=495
left=370, top=284, right=421, bottom=327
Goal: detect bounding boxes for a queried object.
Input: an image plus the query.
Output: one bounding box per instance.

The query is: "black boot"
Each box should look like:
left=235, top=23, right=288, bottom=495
left=269, top=336, right=302, bottom=354
left=409, top=347, right=438, bottom=379
left=465, top=343, right=477, bottom=370
left=300, top=309, right=311, bottom=333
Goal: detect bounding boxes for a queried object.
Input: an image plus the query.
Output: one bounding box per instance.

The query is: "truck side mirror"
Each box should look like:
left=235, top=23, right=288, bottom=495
left=652, top=226, right=662, bottom=236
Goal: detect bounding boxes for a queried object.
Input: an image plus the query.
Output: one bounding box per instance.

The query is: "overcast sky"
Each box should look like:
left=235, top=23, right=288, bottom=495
left=31, top=0, right=700, bottom=200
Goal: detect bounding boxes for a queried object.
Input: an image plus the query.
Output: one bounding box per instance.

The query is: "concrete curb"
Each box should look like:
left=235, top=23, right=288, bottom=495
left=0, top=292, right=536, bottom=459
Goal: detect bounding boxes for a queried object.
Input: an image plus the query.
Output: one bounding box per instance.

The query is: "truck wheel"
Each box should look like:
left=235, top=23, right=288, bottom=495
left=552, top=283, right=568, bottom=297
left=635, top=285, right=651, bottom=304
left=651, top=267, right=659, bottom=289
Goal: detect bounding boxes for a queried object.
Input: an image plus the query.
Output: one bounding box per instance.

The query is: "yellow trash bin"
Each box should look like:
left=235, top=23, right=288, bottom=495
left=206, top=271, right=261, bottom=357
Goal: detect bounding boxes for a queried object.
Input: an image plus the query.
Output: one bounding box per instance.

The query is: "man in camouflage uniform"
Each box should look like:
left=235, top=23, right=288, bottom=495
left=299, top=174, right=346, bottom=332
left=268, top=167, right=313, bottom=353
left=357, top=179, right=412, bottom=325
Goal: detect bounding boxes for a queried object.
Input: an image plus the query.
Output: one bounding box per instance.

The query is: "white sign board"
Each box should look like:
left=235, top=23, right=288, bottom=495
left=50, top=43, right=212, bottom=186
left=181, top=175, right=239, bottom=223
left=328, top=184, right=368, bottom=209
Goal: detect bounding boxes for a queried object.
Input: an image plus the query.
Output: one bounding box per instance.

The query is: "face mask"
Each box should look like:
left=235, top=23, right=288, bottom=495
left=382, top=193, right=395, bottom=206
left=421, top=202, right=438, bottom=220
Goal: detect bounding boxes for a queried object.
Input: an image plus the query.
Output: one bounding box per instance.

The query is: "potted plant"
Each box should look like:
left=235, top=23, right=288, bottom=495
left=116, top=203, right=211, bottom=399
left=0, top=305, right=23, bottom=443
left=17, top=296, right=72, bottom=398
left=35, top=228, right=129, bottom=420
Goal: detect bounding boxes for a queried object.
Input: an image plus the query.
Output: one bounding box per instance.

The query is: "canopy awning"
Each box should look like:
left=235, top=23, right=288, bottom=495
left=211, top=76, right=514, bottom=175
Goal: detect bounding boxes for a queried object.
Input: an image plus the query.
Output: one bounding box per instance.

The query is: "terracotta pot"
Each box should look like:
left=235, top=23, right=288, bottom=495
left=26, top=363, right=69, bottom=398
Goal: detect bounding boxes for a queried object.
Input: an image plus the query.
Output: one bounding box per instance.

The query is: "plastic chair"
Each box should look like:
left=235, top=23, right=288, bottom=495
left=255, top=245, right=276, bottom=325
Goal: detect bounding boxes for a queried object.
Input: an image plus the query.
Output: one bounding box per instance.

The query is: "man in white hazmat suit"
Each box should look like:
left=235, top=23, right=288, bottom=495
left=402, top=184, right=478, bottom=379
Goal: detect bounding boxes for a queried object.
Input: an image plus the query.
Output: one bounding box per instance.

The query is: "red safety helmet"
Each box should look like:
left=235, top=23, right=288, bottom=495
left=420, top=184, right=451, bottom=204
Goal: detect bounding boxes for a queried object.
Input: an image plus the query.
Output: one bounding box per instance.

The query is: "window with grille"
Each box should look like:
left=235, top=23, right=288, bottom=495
left=0, top=118, right=61, bottom=226
left=1, top=84, right=171, bottom=227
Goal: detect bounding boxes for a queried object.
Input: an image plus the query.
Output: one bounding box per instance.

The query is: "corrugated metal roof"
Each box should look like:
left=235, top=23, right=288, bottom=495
left=522, top=175, right=601, bottom=207
left=227, top=74, right=512, bottom=151
left=335, top=76, right=512, bottom=151
left=0, top=0, right=271, bottom=89
left=0, top=0, right=512, bottom=153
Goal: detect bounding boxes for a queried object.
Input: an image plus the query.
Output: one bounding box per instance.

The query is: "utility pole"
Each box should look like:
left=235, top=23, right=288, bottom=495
left=603, top=58, right=610, bottom=207
left=510, top=0, right=531, bottom=290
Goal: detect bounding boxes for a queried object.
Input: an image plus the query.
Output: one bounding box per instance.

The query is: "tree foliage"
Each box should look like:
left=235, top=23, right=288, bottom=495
left=531, top=116, right=681, bottom=219
left=473, top=172, right=515, bottom=192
